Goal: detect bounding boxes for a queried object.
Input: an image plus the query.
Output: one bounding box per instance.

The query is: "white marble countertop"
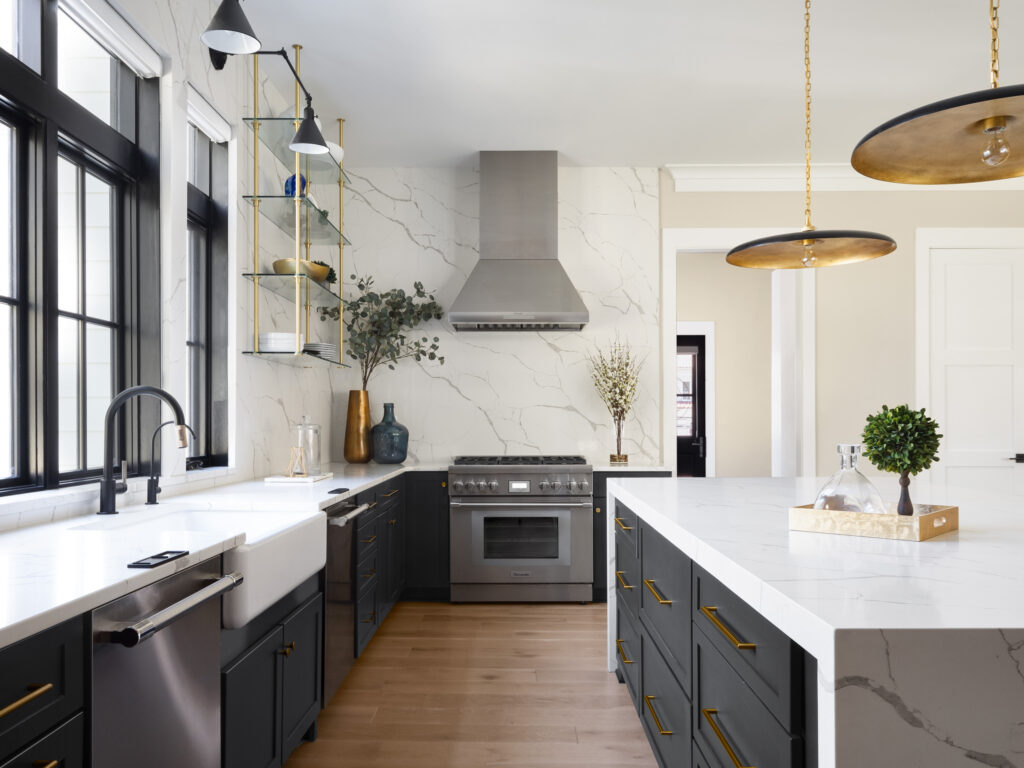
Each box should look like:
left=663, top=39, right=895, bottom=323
left=608, top=475, right=1024, bottom=663
left=0, top=461, right=445, bottom=648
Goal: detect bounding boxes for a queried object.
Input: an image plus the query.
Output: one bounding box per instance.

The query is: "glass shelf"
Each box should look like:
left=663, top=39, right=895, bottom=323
left=242, top=350, right=348, bottom=367
left=244, top=117, right=351, bottom=185
left=244, top=195, right=351, bottom=246
left=244, top=272, right=342, bottom=309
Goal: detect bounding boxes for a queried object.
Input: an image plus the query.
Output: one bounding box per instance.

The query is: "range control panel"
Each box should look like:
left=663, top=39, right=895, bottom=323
left=447, top=471, right=592, bottom=496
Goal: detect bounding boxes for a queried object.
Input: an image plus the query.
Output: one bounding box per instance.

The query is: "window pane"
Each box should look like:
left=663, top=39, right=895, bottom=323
left=57, top=9, right=113, bottom=127
left=85, top=323, right=111, bottom=468
left=57, top=157, right=79, bottom=312
left=0, top=121, right=11, bottom=298
left=187, top=222, right=207, bottom=458
left=0, top=303, right=13, bottom=479
left=58, top=315, right=80, bottom=471
left=84, top=172, right=111, bottom=320
left=0, top=0, right=15, bottom=56
left=676, top=352, right=694, bottom=437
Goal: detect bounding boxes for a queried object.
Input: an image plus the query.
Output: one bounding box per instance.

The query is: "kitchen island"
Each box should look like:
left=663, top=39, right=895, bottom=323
left=607, top=476, right=1024, bottom=768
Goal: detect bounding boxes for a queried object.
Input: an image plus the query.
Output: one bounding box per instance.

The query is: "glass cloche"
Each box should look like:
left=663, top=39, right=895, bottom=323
left=812, top=444, right=886, bottom=515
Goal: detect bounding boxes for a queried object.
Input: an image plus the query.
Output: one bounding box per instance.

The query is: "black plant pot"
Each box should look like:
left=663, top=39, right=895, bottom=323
left=897, top=472, right=914, bottom=516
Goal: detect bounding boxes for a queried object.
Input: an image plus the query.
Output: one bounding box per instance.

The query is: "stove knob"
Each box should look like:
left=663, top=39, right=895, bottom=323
left=488, top=480, right=499, bottom=491
left=551, top=479, right=563, bottom=491
left=472, top=480, right=485, bottom=491
left=452, top=479, right=464, bottom=492
left=568, top=479, right=579, bottom=492
left=539, top=480, right=551, bottom=491
left=580, top=479, right=590, bottom=492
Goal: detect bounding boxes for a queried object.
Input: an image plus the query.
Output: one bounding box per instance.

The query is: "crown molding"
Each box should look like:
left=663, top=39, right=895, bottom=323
left=665, top=163, right=1024, bottom=193
left=61, top=0, right=165, bottom=78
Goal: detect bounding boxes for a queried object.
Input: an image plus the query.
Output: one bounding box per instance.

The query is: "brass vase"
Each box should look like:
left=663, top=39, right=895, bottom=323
left=344, top=390, right=372, bottom=463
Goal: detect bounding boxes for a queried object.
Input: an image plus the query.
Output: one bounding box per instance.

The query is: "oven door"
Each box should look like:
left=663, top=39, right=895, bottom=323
left=450, top=499, right=593, bottom=584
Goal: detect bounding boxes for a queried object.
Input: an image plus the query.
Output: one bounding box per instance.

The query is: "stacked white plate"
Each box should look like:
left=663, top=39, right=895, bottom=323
left=303, top=342, right=338, bottom=360
left=259, top=332, right=304, bottom=352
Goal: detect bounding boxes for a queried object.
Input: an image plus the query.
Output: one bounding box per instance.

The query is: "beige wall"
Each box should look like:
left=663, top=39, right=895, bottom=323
left=677, top=252, right=772, bottom=476
left=660, top=170, right=1024, bottom=475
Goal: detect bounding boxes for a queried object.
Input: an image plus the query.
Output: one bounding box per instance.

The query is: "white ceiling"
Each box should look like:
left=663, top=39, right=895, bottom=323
left=242, top=0, right=1024, bottom=168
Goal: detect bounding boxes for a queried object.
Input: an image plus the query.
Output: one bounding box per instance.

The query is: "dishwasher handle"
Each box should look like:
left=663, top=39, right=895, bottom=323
left=327, top=502, right=369, bottom=527
left=108, top=572, right=244, bottom=648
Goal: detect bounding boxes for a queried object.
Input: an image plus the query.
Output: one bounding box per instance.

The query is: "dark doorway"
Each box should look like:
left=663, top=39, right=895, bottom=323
left=676, top=335, right=707, bottom=477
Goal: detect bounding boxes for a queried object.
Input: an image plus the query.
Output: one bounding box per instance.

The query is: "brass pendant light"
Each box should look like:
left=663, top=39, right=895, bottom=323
left=728, top=0, right=896, bottom=269
left=852, top=0, right=1023, bottom=184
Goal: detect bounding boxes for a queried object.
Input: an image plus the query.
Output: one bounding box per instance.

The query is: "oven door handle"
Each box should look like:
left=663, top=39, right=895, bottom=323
left=450, top=501, right=593, bottom=508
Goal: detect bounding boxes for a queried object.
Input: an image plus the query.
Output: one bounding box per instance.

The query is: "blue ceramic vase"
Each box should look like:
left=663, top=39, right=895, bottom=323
left=371, top=403, right=409, bottom=464
left=284, top=173, right=306, bottom=197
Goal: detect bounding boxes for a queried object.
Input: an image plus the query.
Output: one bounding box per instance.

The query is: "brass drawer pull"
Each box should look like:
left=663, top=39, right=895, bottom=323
left=32, top=761, right=59, bottom=768
left=614, top=517, right=633, bottom=531
left=362, top=534, right=377, bottom=544
left=700, top=606, right=756, bottom=650
left=615, top=570, right=634, bottom=590
left=702, top=708, right=754, bottom=768
left=595, top=507, right=601, bottom=514
left=643, top=579, right=672, bottom=605
left=643, top=695, right=672, bottom=735
left=615, top=638, right=635, bottom=664
left=368, top=501, right=377, bottom=509
left=0, top=683, right=54, bottom=719
left=382, top=489, right=399, bottom=498
left=362, top=569, right=376, bottom=579
left=388, top=519, right=397, bottom=527
left=362, top=612, right=376, bottom=624
left=279, top=641, right=296, bottom=657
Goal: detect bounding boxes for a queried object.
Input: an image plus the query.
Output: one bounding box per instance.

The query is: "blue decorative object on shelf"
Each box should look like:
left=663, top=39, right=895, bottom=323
left=284, top=173, right=306, bottom=197
left=371, top=403, right=409, bottom=464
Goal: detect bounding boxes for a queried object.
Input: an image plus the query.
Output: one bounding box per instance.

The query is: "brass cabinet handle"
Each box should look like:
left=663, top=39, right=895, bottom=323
left=362, top=612, right=376, bottom=624
left=614, top=517, right=633, bottom=531
left=0, top=683, right=54, bottom=719
left=382, top=489, right=399, bottom=498
left=388, top=519, right=397, bottom=527
left=32, top=761, right=59, bottom=768
left=279, top=641, right=296, bottom=657
left=702, top=708, right=753, bottom=768
left=615, top=638, right=635, bottom=664
left=643, top=579, right=672, bottom=605
left=594, top=507, right=601, bottom=514
left=368, top=501, right=377, bottom=509
left=362, top=569, right=376, bottom=579
left=615, top=570, right=634, bottom=590
left=362, top=534, right=377, bottom=544
left=700, top=606, right=756, bottom=650
left=643, top=695, right=672, bottom=735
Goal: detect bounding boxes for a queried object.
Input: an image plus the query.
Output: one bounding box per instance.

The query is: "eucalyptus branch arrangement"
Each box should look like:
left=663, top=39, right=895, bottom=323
left=343, top=274, right=445, bottom=391
left=588, top=337, right=643, bottom=458
left=862, top=404, right=942, bottom=516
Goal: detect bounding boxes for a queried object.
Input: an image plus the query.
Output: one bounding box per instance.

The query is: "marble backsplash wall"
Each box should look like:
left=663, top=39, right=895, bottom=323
left=329, top=166, right=663, bottom=466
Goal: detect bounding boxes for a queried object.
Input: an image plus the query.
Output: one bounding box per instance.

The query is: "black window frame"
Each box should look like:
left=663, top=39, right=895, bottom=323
left=0, top=0, right=160, bottom=496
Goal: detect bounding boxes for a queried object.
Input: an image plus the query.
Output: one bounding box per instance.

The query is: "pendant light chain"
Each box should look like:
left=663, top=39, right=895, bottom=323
left=991, top=0, right=1001, bottom=88
left=803, top=0, right=813, bottom=231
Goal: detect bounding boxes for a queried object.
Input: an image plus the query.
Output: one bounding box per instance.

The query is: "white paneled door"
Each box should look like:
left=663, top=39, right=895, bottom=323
left=928, top=247, right=1024, bottom=494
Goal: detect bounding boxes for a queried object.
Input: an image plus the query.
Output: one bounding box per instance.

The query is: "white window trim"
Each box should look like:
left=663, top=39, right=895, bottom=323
left=59, top=0, right=164, bottom=78
left=186, top=84, right=233, bottom=144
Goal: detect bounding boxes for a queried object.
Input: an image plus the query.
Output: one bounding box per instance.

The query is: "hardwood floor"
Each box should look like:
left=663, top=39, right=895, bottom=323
left=286, top=602, right=658, bottom=768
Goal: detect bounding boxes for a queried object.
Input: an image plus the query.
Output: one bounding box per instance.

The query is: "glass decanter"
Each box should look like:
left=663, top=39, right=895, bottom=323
left=294, top=415, right=322, bottom=476
left=812, top=444, right=886, bottom=514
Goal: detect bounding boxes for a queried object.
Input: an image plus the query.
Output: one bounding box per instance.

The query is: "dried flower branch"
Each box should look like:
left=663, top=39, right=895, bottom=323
left=588, top=337, right=643, bottom=456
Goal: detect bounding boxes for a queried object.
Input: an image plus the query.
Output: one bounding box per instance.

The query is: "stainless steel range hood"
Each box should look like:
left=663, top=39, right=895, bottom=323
left=448, top=151, right=589, bottom=331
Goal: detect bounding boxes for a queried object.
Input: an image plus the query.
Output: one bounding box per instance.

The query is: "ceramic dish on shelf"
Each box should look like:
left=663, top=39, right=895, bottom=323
left=302, top=342, right=338, bottom=359
left=259, top=332, right=305, bottom=352
left=272, top=258, right=329, bottom=282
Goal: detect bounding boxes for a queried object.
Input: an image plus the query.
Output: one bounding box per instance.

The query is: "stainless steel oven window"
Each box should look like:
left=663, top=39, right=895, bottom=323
left=470, top=508, right=572, bottom=567
left=483, top=516, right=559, bottom=559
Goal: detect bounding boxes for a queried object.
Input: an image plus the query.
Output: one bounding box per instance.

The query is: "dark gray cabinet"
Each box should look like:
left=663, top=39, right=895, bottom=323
left=0, top=711, right=84, bottom=768
left=403, top=471, right=450, bottom=601
left=223, top=591, right=323, bottom=768
left=0, top=616, right=86, bottom=766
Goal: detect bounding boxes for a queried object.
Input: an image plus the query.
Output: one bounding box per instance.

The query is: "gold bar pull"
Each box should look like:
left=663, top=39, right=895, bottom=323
left=382, top=489, right=399, bottom=498
left=615, top=638, right=635, bottom=664
left=614, top=517, right=633, bottom=531
left=643, top=695, right=672, bottom=735
left=32, top=761, right=59, bottom=768
left=362, top=535, right=377, bottom=544
left=368, top=502, right=378, bottom=509
left=615, top=570, right=634, bottom=590
left=388, top=519, right=397, bottom=527
left=594, top=507, right=601, bottom=514
left=643, top=579, right=672, bottom=605
left=700, top=606, right=756, bottom=650
left=362, top=569, right=376, bottom=579
left=702, top=708, right=754, bottom=768
left=362, top=612, right=376, bottom=624
left=0, top=683, right=54, bottom=719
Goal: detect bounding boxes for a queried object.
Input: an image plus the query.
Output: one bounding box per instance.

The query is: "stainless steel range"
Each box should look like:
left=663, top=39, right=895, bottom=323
left=449, top=455, right=593, bottom=602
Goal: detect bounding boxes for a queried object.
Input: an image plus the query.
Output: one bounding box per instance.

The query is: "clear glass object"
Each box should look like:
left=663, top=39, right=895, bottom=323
left=294, top=415, right=321, bottom=476
left=813, top=443, right=887, bottom=515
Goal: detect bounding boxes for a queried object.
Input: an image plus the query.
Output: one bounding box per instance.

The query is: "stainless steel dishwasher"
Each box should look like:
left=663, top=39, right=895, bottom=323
left=91, top=558, right=243, bottom=768
left=323, top=498, right=368, bottom=701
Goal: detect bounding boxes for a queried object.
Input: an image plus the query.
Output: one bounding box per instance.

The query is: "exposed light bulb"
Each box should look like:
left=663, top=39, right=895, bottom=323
left=801, top=247, right=817, bottom=268
left=982, top=120, right=1011, bottom=167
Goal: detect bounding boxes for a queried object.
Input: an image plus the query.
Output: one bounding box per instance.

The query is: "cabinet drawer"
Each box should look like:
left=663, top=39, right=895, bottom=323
left=640, top=628, right=691, bottom=768
left=639, top=521, right=691, bottom=692
left=0, top=711, right=84, bottom=768
left=0, top=616, right=85, bottom=761
left=355, top=515, right=380, bottom=561
left=614, top=534, right=640, bottom=620
left=615, top=606, right=641, bottom=712
left=612, top=501, right=638, bottom=556
left=357, top=550, right=379, bottom=598
left=355, top=589, right=378, bottom=657
left=693, top=627, right=801, bottom=768
left=693, top=565, right=801, bottom=731
left=692, top=741, right=714, bottom=768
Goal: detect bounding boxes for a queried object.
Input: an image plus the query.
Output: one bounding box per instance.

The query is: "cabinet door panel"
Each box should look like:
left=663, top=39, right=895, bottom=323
left=0, top=711, right=84, bottom=768
left=223, top=627, right=284, bottom=768
left=640, top=628, right=691, bottom=768
left=356, top=587, right=378, bottom=657
left=281, top=594, right=323, bottom=761
left=615, top=605, right=641, bottom=713
left=639, top=521, right=692, bottom=691
left=404, top=472, right=450, bottom=599
left=615, top=533, right=641, bottom=620
left=593, top=496, right=607, bottom=602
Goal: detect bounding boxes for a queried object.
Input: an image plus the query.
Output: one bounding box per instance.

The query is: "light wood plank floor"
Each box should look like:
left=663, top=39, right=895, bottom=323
left=287, top=602, right=658, bottom=768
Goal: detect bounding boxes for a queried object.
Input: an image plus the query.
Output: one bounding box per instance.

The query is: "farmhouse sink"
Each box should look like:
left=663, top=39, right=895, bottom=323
left=73, top=507, right=326, bottom=629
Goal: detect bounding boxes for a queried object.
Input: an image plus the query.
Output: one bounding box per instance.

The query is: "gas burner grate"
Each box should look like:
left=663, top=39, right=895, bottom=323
left=453, top=455, right=587, bottom=466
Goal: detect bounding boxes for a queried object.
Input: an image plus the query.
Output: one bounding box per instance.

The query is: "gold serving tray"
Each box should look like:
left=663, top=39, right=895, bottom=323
left=789, top=503, right=959, bottom=542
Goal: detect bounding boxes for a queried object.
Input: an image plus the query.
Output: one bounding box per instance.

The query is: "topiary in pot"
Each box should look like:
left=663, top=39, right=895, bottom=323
left=861, top=404, right=942, bottom=516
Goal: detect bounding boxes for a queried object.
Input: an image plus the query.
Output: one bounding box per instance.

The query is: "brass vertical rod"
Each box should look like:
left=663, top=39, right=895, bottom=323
left=802, top=0, right=812, bottom=232
left=253, top=55, right=261, bottom=353
left=338, top=118, right=344, bottom=363
left=991, top=0, right=1001, bottom=88
left=293, top=44, right=302, bottom=356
